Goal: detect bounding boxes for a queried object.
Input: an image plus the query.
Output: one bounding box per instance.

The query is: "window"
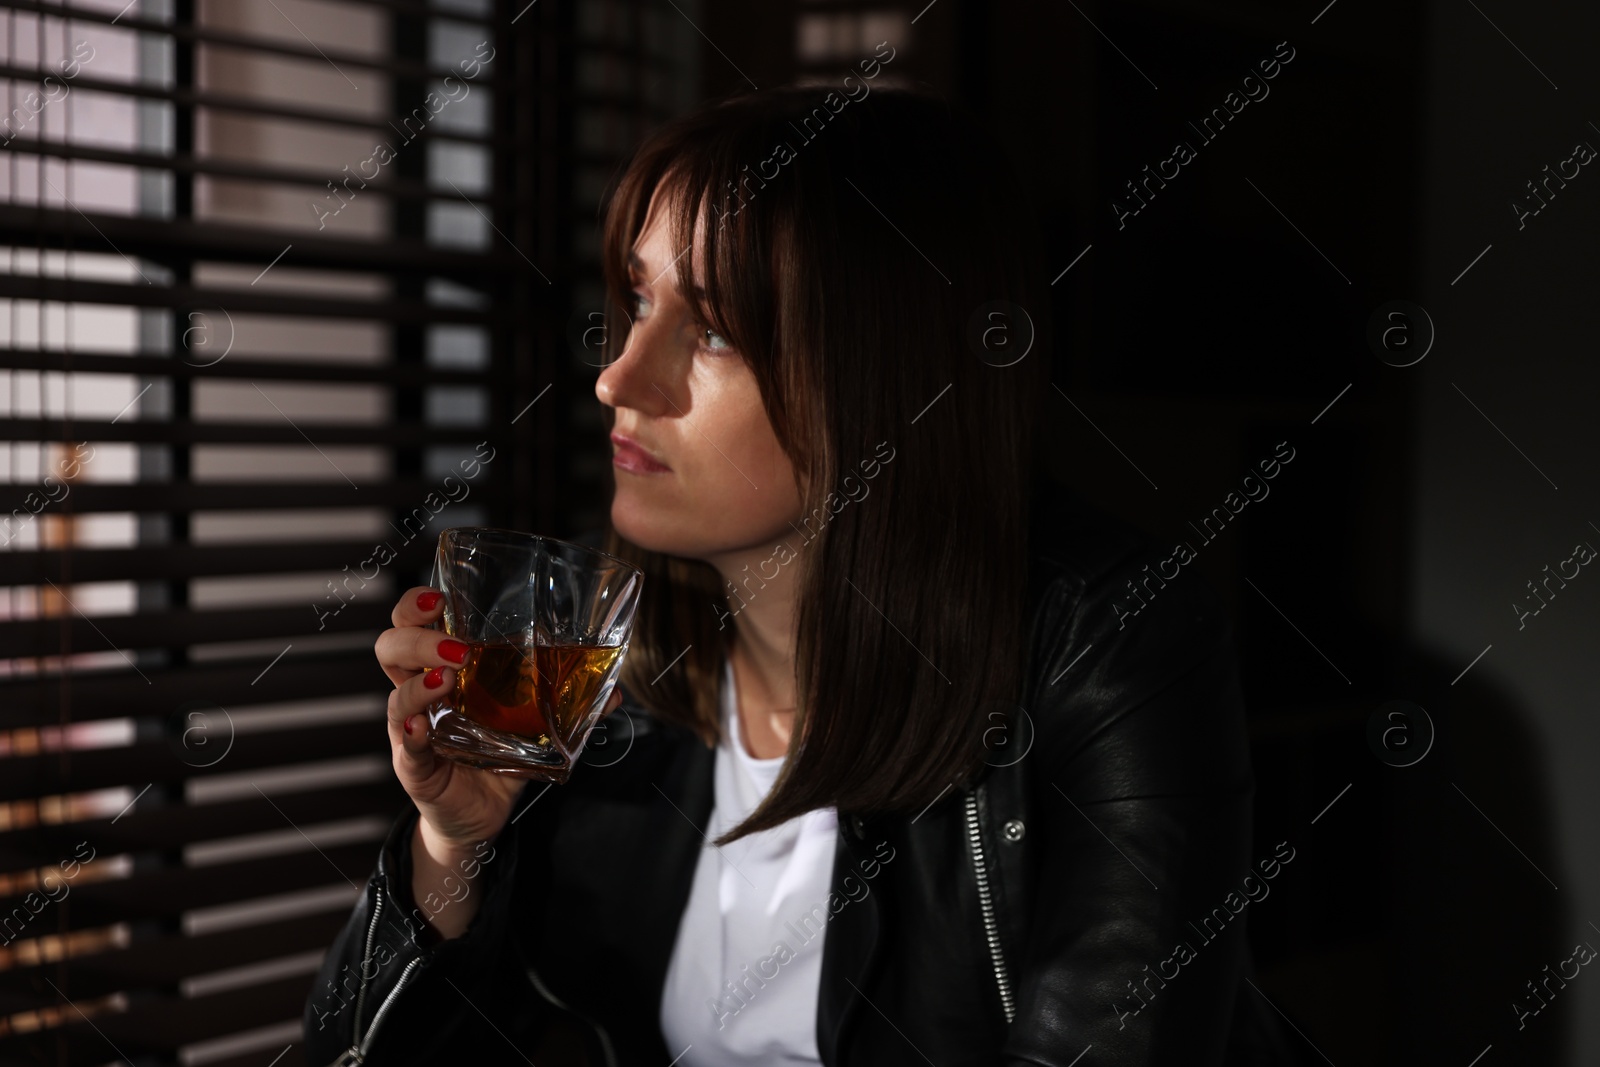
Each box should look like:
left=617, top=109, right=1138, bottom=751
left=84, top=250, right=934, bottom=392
left=0, top=0, right=690, bottom=1060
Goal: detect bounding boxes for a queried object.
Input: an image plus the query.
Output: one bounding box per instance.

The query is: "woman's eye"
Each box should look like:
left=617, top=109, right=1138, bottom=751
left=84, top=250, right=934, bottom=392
left=625, top=287, right=729, bottom=354
left=700, top=327, right=731, bottom=354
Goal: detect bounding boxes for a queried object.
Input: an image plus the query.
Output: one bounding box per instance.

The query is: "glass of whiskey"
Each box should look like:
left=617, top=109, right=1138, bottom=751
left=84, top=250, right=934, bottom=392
left=427, top=527, right=643, bottom=782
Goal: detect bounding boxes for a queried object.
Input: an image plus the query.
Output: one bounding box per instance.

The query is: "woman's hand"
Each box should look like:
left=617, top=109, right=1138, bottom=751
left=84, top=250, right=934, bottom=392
left=377, top=585, right=624, bottom=852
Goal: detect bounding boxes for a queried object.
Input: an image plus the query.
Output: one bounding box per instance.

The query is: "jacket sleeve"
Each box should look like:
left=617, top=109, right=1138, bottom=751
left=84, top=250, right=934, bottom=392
left=301, top=530, right=607, bottom=1066
left=300, top=798, right=535, bottom=1065
left=1001, top=556, right=1263, bottom=1067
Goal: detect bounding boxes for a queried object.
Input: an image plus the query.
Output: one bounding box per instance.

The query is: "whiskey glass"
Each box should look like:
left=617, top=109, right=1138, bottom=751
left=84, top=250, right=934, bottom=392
left=426, top=527, right=643, bottom=782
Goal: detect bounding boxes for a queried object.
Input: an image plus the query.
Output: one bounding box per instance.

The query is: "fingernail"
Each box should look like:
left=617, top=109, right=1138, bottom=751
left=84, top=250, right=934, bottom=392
left=438, top=639, right=469, bottom=664
left=403, top=715, right=415, bottom=735
left=417, top=590, right=442, bottom=611
left=423, top=666, right=445, bottom=689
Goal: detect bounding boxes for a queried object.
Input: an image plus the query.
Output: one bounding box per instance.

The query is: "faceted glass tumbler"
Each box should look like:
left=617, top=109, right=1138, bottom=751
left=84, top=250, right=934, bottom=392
left=427, top=527, right=643, bottom=782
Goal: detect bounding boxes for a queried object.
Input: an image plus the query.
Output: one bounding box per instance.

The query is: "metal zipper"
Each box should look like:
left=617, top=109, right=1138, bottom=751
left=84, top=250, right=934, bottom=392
left=524, top=959, right=620, bottom=1067
left=964, top=790, right=1016, bottom=1023
left=350, top=884, right=386, bottom=1038
left=358, top=955, right=426, bottom=1057
left=323, top=881, right=427, bottom=1066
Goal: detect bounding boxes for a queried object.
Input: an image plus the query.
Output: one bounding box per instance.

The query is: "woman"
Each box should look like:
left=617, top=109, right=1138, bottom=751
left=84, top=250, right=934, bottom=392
left=304, top=84, right=1296, bottom=1066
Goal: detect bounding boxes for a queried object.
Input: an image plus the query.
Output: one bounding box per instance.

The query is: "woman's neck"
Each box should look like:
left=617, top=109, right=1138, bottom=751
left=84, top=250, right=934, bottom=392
left=712, top=547, right=801, bottom=760
left=729, top=627, right=797, bottom=759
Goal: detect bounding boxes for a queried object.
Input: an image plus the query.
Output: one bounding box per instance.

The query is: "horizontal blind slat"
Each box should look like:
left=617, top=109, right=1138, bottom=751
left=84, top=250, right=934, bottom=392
left=53, top=973, right=325, bottom=1053
left=0, top=481, right=504, bottom=511
left=0, top=418, right=496, bottom=446
left=0, top=843, right=385, bottom=938
left=0, top=138, right=511, bottom=206
left=0, top=275, right=500, bottom=323
left=0, top=539, right=434, bottom=585
left=0, top=781, right=405, bottom=873
left=1, top=349, right=490, bottom=385
left=0, top=910, right=354, bottom=1008
left=1, top=603, right=395, bottom=658
left=0, top=62, right=503, bottom=142
left=0, top=205, right=542, bottom=274
left=0, top=651, right=389, bottom=726
left=0, top=723, right=391, bottom=802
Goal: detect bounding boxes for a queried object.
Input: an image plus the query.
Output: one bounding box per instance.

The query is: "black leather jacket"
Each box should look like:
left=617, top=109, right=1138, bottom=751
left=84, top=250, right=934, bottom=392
left=302, top=484, right=1299, bottom=1066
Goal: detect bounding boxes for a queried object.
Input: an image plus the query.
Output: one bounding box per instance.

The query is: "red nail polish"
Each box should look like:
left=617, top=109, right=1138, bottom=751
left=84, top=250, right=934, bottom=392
left=403, top=715, right=414, bottom=734
left=438, top=639, right=469, bottom=665
left=417, top=590, right=442, bottom=611
left=423, top=666, right=444, bottom=688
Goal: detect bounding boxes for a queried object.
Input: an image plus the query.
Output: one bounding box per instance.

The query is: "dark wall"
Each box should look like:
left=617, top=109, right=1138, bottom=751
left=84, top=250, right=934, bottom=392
left=688, top=2, right=1598, bottom=1063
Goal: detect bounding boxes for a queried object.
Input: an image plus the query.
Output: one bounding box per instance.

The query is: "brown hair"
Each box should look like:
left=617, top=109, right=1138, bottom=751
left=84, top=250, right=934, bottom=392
left=597, top=84, right=1054, bottom=844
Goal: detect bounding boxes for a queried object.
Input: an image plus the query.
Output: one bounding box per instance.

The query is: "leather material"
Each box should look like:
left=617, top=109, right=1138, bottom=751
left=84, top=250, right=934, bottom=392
left=303, top=480, right=1301, bottom=1065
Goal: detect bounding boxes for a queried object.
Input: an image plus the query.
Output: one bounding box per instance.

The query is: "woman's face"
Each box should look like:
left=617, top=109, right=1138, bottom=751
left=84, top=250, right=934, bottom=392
left=596, top=184, right=804, bottom=562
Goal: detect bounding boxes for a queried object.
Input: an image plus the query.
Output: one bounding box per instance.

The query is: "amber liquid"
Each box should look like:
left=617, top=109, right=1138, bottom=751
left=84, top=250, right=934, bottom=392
left=454, top=639, right=624, bottom=754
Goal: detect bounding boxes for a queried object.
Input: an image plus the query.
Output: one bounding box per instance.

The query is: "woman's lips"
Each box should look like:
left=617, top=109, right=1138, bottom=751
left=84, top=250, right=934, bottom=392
left=610, top=432, right=671, bottom=473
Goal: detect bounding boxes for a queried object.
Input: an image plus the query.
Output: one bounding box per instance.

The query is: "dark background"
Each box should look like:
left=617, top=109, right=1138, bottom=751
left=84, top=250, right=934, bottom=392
left=2, top=0, right=1595, bottom=1064
left=680, top=2, right=1597, bottom=1065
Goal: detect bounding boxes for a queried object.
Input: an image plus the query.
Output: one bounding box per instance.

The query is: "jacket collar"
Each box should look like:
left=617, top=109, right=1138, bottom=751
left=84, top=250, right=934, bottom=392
left=636, top=729, right=717, bottom=1017
left=815, top=814, right=887, bottom=1065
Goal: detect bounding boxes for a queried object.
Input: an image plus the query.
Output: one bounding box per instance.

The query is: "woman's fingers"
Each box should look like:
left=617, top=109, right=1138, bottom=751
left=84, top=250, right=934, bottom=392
left=378, top=586, right=448, bottom=688
left=394, top=585, right=445, bottom=629
left=375, top=623, right=471, bottom=689
left=387, top=664, right=456, bottom=780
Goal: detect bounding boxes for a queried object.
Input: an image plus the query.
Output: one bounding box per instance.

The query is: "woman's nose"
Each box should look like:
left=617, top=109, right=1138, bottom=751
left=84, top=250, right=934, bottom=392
left=595, top=311, right=678, bottom=416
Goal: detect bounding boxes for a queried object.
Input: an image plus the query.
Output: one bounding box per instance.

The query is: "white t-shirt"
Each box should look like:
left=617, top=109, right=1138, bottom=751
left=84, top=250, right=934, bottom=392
left=658, top=657, right=838, bottom=1065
